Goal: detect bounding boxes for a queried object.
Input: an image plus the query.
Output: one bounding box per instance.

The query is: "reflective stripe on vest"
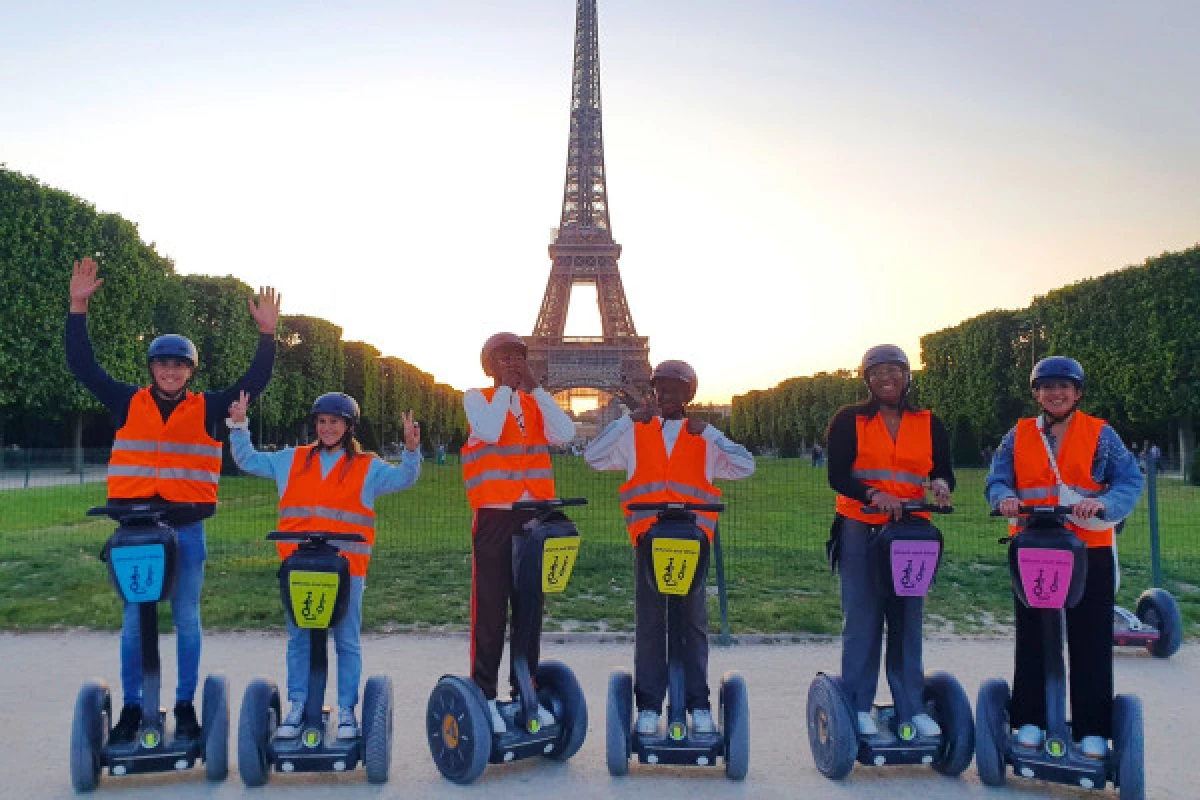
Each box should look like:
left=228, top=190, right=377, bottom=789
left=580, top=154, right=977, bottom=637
left=277, top=447, right=377, bottom=576
left=835, top=409, right=933, bottom=525
left=619, top=420, right=721, bottom=544
left=461, top=387, right=556, bottom=509
left=1011, top=412, right=1114, bottom=548
left=107, top=388, right=222, bottom=503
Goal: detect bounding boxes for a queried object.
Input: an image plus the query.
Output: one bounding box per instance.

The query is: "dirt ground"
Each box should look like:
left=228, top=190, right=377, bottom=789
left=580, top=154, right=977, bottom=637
left=0, top=632, right=1192, bottom=799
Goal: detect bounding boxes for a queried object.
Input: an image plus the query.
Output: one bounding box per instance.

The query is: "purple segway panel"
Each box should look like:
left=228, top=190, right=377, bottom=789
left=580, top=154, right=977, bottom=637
left=890, top=539, right=941, bottom=597
left=1016, top=548, right=1075, bottom=609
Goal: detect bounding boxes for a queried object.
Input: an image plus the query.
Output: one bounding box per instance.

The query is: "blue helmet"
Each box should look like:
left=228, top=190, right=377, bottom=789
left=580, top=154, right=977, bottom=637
left=311, top=392, right=360, bottom=426
left=860, top=344, right=911, bottom=396
left=147, top=334, right=198, bottom=367
left=1030, top=356, right=1084, bottom=390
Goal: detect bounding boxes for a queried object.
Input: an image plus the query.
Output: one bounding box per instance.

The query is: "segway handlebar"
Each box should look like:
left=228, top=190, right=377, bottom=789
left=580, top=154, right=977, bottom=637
left=989, top=505, right=1105, bottom=519
left=626, top=501, right=726, bottom=513
left=88, top=502, right=197, bottom=522
left=510, top=497, right=588, bottom=511
left=859, top=502, right=953, bottom=514
left=266, top=531, right=368, bottom=543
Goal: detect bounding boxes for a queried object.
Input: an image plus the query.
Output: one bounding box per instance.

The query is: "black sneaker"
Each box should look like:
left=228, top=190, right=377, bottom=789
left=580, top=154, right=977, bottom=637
left=110, top=704, right=142, bottom=745
left=174, top=702, right=200, bottom=741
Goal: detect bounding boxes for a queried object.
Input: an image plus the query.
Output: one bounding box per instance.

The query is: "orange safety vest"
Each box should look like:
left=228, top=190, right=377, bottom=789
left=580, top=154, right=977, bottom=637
left=276, top=446, right=376, bottom=577
left=835, top=409, right=933, bottom=525
left=1010, top=411, right=1114, bottom=548
left=461, top=387, right=555, bottom=510
left=618, top=420, right=722, bottom=545
left=107, top=388, right=222, bottom=503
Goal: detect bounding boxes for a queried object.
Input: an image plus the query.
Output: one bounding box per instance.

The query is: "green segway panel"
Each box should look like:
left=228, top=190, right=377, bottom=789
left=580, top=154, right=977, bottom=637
left=103, top=524, right=177, bottom=604
left=278, top=545, right=352, bottom=630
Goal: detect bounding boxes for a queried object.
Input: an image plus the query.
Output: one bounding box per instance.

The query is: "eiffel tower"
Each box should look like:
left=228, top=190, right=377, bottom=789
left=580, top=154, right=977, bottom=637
left=525, top=0, right=651, bottom=405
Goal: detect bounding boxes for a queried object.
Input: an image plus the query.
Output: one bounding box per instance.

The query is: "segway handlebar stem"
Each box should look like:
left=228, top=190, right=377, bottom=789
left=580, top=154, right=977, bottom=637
left=266, top=531, right=368, bottom=544
left=625, top=501, right=726, bottom=513
left=510, top=497, right=588, bottom=511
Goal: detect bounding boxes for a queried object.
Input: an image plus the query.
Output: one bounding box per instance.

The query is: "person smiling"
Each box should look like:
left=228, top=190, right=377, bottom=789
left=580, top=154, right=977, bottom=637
left=985, top=356, right=1143, bottom=759
left=825, top=345, right=954, bottom=740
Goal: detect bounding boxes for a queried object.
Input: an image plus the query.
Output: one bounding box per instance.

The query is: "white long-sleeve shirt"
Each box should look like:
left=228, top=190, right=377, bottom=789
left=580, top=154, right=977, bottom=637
left=584, top=415, right=756, bottom=482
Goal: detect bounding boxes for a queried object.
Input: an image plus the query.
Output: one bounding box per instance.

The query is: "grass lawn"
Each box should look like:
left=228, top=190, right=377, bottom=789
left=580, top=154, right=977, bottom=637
left=1, top=458, right=1198, bottom=636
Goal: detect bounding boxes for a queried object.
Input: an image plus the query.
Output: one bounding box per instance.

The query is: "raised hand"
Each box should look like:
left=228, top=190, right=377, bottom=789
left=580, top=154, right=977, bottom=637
left=228, top=390, right=250, bottom=424
left=70, top=257, right=105, bottom=311
left=248, top=286, right=281, bottom=334
left=630, top=395, right=658, bottom=424
left=685, top=417, right=709, bottom=436
left=402, top=410, right=421, bottom=452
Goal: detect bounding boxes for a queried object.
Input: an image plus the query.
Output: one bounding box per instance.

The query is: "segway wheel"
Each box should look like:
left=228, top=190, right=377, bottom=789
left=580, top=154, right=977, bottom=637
left=720, top=671, right=750, bottom=781
left=426, top=676, right=491, bottom=785
left=237, top=678, right=279, bottom=787
left=201, top=673, right=229, bottom=781
left=536, top=660, right=588, bottom=761
left=922, top=671, right=974, bottom=777
left=1136, top=588, right=1183, bottom=659
left=806, top=674, right=857, bottom=780
left=362, top=675, right=393, bottom=784
left=1113, top=694, right=1145, bottom=800
left=70, top=681, right=110, bottom=793
left=974, top=678, right=1010, bottom=787
left=606, top=670, right=633, bottom=776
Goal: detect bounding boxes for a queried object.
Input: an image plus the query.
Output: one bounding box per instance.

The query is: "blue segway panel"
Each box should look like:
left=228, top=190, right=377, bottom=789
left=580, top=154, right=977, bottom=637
left=875, top=519, right=944, bottom=598
left=1008, top=526, right=1088, bottom=610
left=103, top=524, right=177, bottom=603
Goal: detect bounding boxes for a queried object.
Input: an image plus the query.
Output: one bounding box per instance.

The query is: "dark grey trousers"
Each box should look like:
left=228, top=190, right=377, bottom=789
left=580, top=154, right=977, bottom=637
left=838, top=517, right=925, bottom=720
left=634, top=539, right=711, bottom=712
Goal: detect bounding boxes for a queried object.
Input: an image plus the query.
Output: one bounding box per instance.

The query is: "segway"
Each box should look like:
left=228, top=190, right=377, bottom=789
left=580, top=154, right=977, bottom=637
left=426, top=498, right=589, bottom=785
left=975, top=506, right=1145, bottom=798
left=806, top=502, right=973, bottom=780
left=606, top=501, right=749, bottom=780
left=1111, top=522, right=1183, bottom=658
left=237, top=531, right=392, bottom=785
left=70, top=503, right=228, bottom=792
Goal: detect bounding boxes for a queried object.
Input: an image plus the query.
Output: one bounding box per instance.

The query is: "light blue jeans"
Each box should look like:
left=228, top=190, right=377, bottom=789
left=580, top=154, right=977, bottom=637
left=120, top=520, right=206, bottom=705
left=286, top=576, right=365, bottom=710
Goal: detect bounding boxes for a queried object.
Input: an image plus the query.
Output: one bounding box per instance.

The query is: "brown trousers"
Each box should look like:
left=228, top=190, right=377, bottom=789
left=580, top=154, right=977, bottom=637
left=470, top=508, right=542, bottom=700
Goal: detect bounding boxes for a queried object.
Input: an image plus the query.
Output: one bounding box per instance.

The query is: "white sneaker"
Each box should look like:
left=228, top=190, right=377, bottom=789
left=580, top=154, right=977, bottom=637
left=635, top=709, right=660, bottom=736
left=1016, top=724, right=1045, bottom=748
left=337, top=707, right=358, bottom=739
left=276, top=703, right=305, bottom=738
left=1080, top=735, right=1108, bottom=759
left=488, top=699, right=507, bottom=734
left=856, top=711, right=879, bottom=736
left=912, top=713, right=942, bottom=738
left=690, top=708, right=716, bottom=734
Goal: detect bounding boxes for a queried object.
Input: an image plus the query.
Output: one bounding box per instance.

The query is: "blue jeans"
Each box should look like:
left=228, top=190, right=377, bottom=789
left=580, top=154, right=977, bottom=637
left=286, top=576, right=365, bottom=710
left=120, top=521, right=206, bottom=705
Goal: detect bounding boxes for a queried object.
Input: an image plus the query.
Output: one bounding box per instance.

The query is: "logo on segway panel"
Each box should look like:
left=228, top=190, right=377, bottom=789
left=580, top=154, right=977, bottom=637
left=140, top=728, right=161, bottom=748
left=288, top=571, right=340, bottom=628
left=542, top=536, right=581, bottom=594
left=1046, top=737, right=1066, bottom=758
left=652, top=539, right=701, bottom=596
left=442, top=715, right=460, bottom=749
left=897, top=721, right=916, bottom=741
left=302, top=728, right=322, bottom=748
left=669, top=721, right=686, bottom=741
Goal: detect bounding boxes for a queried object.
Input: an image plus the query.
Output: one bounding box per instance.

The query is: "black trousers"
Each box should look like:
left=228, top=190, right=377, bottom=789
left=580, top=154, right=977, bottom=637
left=1011, top=546, right=1115, bottom=740
left=470, top=508, right=541, bottom=701
left=634, top=536, right=711, bottom=712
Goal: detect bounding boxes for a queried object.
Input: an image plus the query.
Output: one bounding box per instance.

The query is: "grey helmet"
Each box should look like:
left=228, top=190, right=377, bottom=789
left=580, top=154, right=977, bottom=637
left=860, top=344, right=911, bottom=398
left=651, top=360, right=698, bottom=402
left=480, top=332, right=527, bottom=378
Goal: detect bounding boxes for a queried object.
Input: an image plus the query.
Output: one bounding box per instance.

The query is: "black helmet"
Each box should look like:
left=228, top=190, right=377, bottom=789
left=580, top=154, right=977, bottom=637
left=480, top=332, right=527, bottom=377
left=1030, top=356, right=1084, bottom=390
left=311, top=392, right=360, bottom=426
left=147, top=334, right=198, bottom=367
left=651, top=360, right=698, bottom=402
left=860, top=344, right=910, bottom=376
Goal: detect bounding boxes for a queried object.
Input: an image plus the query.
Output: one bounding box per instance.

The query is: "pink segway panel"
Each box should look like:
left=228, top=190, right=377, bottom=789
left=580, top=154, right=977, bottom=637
left=1016, top=548, right=1075, bottom=609
left=890, top=540, right=941, bottom=597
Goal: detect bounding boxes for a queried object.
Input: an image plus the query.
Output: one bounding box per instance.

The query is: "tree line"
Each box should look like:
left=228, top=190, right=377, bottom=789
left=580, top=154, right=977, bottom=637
left=0, top=168, right=467, bottom=455
left=733, top=246, right=1199, bottom=475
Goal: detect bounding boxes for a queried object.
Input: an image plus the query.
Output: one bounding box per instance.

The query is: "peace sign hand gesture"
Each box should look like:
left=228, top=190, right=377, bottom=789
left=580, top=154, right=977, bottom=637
left=402, top=410, right=421, bottom=453
left=70, top=257, right=105, bottom=312
left=228, top=390, right=250, bottom=424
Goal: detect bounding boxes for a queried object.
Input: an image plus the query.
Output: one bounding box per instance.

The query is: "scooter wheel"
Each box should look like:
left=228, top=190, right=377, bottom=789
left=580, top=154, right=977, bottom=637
left=720, top=672, right=749, bottom=781
left=70, top=680, right=110, bottom=793
left=1136, top=588, right=1183, bottom=659
left=922, top=671, right=973, bottom=777
left=536, top=660, right=588, bottom=761
left=362, top=675, right=393, bottom=784
left=237, top=678, right=279, bottom=787
left=426, top=676, right=491, bottom=785
left=201, top=674, right=229, bottom=781
left=974, top=678, right=1010, bottom=787
left=606, top=670, right=633, bottom=776
left=806, top=674, right=857, bottom=780
left=1113, top=694, right=1145, bottom=800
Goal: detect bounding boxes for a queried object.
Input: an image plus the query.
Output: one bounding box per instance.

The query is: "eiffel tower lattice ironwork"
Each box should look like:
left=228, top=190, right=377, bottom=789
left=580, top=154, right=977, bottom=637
left=525, top=0, right=651, bottom=401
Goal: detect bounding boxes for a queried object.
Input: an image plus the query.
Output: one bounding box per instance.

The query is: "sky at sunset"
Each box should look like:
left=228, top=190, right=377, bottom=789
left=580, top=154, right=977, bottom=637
left=4, top=1, right=1198, bottom=403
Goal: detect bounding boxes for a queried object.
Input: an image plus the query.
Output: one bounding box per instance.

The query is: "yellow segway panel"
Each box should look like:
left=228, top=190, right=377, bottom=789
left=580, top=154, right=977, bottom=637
left=542, top=536, right=581, bottom=594
left=288, top=571, right=341, bottom=629
left=652, top=538, right=701, bottom=596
